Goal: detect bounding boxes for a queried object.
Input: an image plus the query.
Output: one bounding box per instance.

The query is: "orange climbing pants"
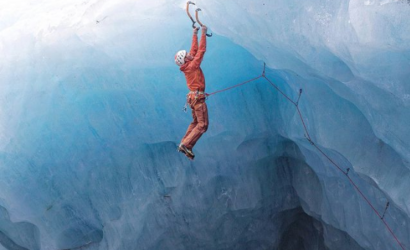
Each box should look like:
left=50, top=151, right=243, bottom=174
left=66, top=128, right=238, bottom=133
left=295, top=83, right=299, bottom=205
left=181, top=97, right=208, bottom=150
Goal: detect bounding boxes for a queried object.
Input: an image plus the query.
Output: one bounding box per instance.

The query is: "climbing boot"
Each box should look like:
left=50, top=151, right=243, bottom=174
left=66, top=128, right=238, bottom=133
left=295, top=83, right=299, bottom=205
left=178, top=144, right=195, bottom=160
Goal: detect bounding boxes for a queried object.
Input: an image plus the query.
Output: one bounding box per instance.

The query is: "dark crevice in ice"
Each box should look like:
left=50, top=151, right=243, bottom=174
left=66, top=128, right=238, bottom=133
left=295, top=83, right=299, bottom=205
left=276, top=207, right=364, bottom=250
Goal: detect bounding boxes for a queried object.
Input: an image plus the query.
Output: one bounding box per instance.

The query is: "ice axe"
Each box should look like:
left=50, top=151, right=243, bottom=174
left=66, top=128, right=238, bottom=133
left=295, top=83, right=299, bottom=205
left=195, top=8, right=212, bottom=37
left=186, top=1, right=197, bottom=29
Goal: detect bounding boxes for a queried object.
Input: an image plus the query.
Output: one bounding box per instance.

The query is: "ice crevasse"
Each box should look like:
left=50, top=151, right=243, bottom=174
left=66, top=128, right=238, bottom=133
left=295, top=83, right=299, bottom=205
left=0, top=0, right=409, bottom=249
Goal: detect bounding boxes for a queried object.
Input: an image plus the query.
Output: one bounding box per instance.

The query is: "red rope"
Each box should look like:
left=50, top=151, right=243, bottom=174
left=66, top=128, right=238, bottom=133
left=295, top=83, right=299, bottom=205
left=262, top=75, right=297, bottom=105
left=296, top=106, right=313, bottom=142
left=205, top=75, right=263, bottom=97
left=205, top=65, right=406, bottom=250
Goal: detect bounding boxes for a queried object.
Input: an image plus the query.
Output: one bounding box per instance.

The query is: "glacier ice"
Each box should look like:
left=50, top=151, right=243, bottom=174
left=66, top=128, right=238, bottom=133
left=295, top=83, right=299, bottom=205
left=0, top=0, right=409, bottom=249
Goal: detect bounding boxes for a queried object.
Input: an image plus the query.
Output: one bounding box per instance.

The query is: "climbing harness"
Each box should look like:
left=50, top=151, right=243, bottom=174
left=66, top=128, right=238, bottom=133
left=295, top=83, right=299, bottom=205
left=186, top=1, right=212, bottom=37
left=200, top=62, right=406, bottom=250
left=189, top=90, right=205, bottom=96
left=183, top=90, right=206, bottom=113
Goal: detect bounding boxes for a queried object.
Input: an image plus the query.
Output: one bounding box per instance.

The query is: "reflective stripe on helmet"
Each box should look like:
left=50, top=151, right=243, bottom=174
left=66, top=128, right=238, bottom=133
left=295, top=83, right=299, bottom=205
left=175, top=50, right=187, bottom=66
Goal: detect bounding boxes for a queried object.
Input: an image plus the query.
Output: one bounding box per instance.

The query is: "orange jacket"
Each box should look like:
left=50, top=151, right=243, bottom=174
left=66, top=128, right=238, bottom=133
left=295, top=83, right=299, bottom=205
left=180, top=32, right=207, bottom=92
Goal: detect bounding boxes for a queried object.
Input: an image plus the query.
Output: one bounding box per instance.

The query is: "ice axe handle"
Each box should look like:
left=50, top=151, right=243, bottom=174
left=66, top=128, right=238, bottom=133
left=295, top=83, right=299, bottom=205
left=186, top=2, right=197, bottom=29
left=195, top=8, right=213, bottom=37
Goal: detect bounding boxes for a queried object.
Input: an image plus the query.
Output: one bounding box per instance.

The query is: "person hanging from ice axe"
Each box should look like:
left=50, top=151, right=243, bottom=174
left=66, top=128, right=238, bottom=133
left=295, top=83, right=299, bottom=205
left=175, top=2, right=211, bottom=160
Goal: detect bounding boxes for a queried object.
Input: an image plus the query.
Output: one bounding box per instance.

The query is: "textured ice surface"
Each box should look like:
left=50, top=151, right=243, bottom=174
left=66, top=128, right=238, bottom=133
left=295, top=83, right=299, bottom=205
left=0, top=0, right=409, bottom=249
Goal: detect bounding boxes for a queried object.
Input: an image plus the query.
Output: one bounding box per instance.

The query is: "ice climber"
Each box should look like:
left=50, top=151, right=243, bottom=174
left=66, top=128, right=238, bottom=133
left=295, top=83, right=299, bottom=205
left=175, top=25, right=208, bottom=160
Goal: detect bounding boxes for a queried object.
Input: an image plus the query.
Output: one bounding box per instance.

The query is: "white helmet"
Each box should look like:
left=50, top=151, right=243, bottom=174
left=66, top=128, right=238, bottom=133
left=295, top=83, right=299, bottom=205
left=175, top=50, right=187, bottom=66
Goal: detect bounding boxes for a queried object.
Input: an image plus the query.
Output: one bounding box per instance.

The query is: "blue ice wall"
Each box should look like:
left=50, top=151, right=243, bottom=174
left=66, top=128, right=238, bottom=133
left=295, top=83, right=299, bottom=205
left=0, top=1, right=409, bottom=250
